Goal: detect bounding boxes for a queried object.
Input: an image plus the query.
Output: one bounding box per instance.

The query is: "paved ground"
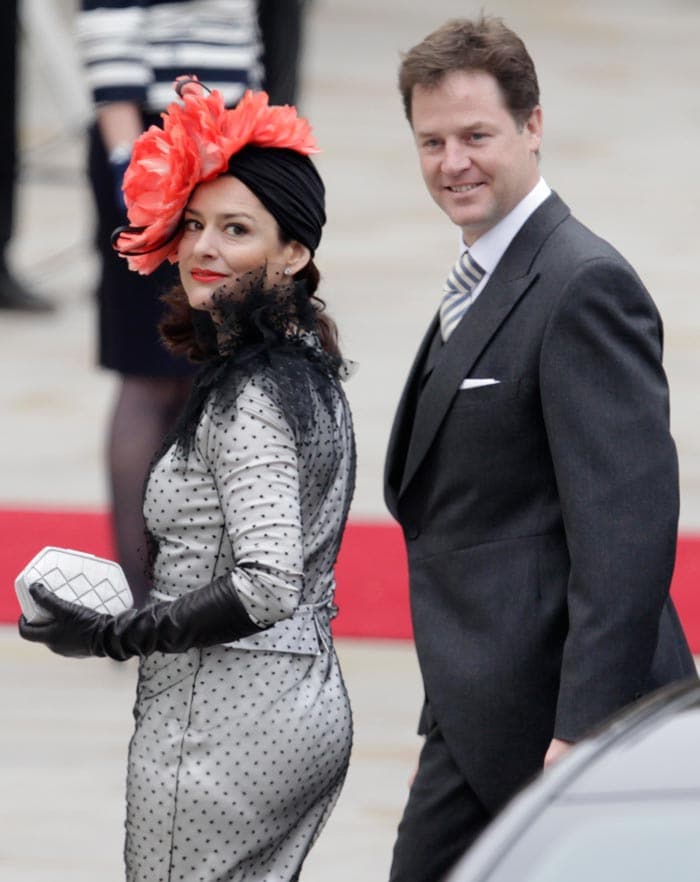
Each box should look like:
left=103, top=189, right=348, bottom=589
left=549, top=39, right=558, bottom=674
left=2, top=0, right=699, bottom=879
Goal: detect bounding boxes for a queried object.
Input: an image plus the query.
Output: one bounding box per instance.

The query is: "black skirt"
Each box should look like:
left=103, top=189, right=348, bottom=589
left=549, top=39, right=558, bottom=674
left=87, top=120, right=196, bottom=379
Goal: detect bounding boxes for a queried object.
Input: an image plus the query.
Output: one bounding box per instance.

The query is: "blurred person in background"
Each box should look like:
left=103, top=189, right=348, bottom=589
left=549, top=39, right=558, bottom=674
left=384, top=15, right=698, bottom=880
left=77, top=0, right=308, bottom=606
left=0, top=0, right=54, bottom=311
left=21, top=77, right=355, bottom=882
left=258, top=0, right=309, bottom=105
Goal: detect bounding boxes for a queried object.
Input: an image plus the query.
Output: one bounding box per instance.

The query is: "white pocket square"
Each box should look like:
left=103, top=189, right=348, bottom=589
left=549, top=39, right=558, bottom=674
left=459, top=378, right=500, bottom=389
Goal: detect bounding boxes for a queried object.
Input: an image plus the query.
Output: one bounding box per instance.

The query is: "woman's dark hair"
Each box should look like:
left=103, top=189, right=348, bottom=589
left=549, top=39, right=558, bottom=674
left=399, top=15, right=540, bottom=129
left=159, top=254, right=340, bottom=362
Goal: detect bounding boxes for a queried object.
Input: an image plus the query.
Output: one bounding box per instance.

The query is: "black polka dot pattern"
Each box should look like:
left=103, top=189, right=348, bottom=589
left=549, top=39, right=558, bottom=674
left=126, top=368, right=356, bottom=880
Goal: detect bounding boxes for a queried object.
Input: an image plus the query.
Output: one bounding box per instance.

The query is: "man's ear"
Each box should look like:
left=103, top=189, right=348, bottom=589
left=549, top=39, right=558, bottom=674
left=525, top=105, right=543, bottom=153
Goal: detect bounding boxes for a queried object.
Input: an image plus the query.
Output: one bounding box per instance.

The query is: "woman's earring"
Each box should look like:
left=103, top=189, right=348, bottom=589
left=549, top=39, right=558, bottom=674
left=283, top=267, right=292, bottom=276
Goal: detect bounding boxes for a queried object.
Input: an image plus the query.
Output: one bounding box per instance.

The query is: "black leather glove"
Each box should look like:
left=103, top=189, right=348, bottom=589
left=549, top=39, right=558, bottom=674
left=18, top=576, right=265, bottom=661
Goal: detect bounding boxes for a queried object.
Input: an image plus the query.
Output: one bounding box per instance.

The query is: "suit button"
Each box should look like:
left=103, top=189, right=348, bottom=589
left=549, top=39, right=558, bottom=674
left=405, top=525, right=420, bottom=540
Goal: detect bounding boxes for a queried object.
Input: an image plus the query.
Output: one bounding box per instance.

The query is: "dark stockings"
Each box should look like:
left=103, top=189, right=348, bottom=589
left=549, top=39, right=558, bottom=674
left=107, top=375, right=192, bottom=607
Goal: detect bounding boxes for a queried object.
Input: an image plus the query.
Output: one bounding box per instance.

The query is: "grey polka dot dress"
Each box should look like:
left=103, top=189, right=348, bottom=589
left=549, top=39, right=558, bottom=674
left=126, top=350, right=356, bottom=881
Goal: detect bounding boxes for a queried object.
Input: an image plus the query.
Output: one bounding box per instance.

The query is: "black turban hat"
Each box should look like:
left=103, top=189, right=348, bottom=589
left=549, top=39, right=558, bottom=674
left=227, top=145, right=326, bottom=254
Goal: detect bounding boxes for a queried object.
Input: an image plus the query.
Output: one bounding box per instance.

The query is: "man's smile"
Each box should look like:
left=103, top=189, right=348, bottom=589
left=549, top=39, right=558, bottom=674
left=447, top=183, right=484, bottom=193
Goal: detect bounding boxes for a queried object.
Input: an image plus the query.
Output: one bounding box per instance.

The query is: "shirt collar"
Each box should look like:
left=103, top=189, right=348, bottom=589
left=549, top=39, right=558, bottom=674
left=464, top=177, right=552, bottom=274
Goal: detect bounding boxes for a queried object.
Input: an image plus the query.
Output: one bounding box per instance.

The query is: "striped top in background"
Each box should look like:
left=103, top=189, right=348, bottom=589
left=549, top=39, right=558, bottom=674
left=76, top=0, right=263, bottom=111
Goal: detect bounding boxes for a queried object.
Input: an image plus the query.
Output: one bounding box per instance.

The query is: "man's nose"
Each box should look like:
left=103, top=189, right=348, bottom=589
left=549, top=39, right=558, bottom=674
left=441, top=140, right=472, bottom=175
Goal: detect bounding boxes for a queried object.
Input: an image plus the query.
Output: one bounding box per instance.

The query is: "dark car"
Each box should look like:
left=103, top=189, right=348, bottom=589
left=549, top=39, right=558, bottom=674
left=446, top=678, right=700, bottom=882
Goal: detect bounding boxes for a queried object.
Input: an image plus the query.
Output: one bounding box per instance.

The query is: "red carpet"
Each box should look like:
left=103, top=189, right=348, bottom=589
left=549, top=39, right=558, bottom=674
left=1, top=508, right=698, bottom=651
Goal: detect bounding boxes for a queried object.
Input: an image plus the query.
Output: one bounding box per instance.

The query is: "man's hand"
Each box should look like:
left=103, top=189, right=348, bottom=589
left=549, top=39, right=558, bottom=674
left=544, top=737, right=573, bottom=767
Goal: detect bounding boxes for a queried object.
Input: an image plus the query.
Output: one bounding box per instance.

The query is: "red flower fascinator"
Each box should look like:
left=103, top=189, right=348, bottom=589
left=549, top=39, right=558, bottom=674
left=113, top=76, right=320, bottom=275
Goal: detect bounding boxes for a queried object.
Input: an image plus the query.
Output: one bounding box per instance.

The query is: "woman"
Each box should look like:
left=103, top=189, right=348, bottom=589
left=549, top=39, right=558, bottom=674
left=20, top=79, right=356, bottom=882
left=77, top=0, right=309, bottom=606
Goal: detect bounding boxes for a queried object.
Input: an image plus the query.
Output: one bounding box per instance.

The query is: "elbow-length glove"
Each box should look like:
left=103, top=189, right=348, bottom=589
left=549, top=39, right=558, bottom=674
left=18, top=577, right=265, bottom=661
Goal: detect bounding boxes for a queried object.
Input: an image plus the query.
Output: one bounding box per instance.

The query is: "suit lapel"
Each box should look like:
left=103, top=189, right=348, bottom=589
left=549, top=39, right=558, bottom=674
left=394, top=192, right=570, bottom=501
left=399, top=272, right=537, bottom=497
left=384, top=315, right=438, bottom=516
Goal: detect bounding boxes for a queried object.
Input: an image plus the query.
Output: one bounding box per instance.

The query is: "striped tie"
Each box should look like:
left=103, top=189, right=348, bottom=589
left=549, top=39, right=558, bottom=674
left=439, top=250, right=485, bottom=342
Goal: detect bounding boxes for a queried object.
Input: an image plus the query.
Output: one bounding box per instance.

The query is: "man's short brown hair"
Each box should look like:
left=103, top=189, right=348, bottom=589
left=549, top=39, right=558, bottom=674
left=399, top=16, right=540, bottom=128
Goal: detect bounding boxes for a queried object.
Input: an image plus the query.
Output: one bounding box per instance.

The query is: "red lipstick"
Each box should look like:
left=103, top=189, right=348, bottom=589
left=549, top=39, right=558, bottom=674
left=190, top=268, right=227, bottom=283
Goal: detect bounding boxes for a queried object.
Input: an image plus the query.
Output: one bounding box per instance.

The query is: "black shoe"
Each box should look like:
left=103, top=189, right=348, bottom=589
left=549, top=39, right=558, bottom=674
left=0, top=270, right=55, bottom=312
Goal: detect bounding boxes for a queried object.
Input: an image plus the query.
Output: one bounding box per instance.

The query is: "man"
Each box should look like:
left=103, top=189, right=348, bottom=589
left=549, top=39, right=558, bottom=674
left=384, top=16, right=697, bottom=881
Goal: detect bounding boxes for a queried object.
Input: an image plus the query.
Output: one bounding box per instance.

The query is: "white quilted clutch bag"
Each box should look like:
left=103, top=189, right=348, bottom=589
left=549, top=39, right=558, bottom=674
left=15, top=546, right=133, bottom=624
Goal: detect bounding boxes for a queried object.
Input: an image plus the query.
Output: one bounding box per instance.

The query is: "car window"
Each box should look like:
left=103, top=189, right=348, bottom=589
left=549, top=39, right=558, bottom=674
left=482, top=801, right=700, bottom=882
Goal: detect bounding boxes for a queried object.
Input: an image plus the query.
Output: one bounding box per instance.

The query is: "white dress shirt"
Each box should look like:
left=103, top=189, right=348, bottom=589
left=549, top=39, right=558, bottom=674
left=459, top=177, right=552, bottom=305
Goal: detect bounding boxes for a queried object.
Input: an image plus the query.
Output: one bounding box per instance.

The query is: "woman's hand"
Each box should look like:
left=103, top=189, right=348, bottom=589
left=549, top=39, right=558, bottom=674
left=18, top=583, right=108, bottom=658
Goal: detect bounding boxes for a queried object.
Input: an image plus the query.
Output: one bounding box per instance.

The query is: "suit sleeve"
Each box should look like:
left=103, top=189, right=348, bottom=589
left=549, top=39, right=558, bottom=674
left=539, top=257, right=679, bottom=740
